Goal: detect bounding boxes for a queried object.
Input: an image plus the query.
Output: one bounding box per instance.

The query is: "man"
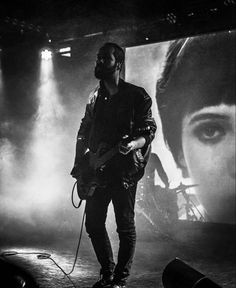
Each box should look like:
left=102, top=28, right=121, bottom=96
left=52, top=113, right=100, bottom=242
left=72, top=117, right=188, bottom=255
left=71, top=42, right=156, bottom=288
left=143, top=151, right=169, bottom=192
left=137, top=151, right=178, bottom=234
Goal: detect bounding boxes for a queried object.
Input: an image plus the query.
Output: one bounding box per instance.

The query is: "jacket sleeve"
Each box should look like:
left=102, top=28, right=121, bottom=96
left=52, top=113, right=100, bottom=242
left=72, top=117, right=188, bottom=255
left=77, top=103, right=93, bottom=145
left=71, top=95, right=95, bottom=177
left=73, top=90, right=96, bottom=166
left=71, top=104, right=92, bottom=168
left=133, top=88, right=157, bottom=146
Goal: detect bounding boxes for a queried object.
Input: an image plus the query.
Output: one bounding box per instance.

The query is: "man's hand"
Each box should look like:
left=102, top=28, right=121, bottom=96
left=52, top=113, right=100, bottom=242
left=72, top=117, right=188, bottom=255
left=119, top=142, right=133, bottom=155
left=119, top=137, right=146, bottom=155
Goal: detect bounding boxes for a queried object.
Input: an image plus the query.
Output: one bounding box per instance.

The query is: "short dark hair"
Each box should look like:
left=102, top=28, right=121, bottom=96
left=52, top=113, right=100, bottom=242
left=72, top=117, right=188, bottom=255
left=101, top=42, right=125, bottom=68
left=156, top=31, right=236, bottom=166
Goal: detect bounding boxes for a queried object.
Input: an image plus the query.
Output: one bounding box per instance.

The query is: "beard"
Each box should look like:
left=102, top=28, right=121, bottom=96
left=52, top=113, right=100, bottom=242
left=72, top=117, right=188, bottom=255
left=94, top=64, right=117, bottom=80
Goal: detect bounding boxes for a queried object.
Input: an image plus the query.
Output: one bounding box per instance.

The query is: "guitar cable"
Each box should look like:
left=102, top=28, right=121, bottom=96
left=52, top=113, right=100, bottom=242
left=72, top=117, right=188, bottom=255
left=66, top=179, right=86, bottom=275
left=0, top=180, right=86, bottom=288
left=0, top=251, right=77, bottom=288
left=71, top=179, right=83, bottom=209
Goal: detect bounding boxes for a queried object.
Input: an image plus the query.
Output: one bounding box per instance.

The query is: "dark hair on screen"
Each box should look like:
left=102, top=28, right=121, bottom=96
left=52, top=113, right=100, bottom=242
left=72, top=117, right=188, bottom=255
left=156, top=30, right=236, bottom=167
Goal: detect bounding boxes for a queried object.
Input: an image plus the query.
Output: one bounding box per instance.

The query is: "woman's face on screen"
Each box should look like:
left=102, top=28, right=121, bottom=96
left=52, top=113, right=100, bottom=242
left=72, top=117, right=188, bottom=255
left=180, top=103, right=236, bottom=224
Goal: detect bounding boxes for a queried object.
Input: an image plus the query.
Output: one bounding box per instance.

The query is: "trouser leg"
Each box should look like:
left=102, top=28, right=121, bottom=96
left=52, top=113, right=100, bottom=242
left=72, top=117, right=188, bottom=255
left=112, top=183, right=137, bottom=282
left=85, top=187, right=115, bottom=276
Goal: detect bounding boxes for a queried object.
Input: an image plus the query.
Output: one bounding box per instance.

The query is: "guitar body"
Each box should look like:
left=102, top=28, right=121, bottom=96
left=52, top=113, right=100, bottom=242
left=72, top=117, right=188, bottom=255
left=78, top=139, right=151, bottom=199
left=77, top=152, right=103, bottom=199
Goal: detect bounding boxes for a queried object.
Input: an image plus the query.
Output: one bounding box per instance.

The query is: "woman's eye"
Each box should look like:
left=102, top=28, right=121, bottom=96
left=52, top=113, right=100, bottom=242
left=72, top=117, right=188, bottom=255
left=193, top=123, right=226, bottom=144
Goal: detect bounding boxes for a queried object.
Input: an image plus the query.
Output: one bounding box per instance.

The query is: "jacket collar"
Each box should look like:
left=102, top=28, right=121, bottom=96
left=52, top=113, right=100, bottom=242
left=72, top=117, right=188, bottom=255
left=99, top=78, right=125, bottom=92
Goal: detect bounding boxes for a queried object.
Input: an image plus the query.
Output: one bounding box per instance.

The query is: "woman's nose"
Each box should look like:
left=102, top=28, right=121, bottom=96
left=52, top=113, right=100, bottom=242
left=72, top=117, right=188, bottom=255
left=228, top=156, right=236, bottom=179
left=227, top=138, right=236, bottom=179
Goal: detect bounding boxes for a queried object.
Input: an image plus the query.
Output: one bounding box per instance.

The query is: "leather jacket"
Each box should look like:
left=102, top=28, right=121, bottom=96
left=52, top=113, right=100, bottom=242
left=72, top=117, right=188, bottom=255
left=77, top=79, right=156, bottom=150
left=72, top=79, right=157, bottom=184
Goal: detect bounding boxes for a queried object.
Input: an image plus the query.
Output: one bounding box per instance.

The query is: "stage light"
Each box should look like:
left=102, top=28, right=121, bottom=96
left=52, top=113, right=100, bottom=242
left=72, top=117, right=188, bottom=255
left=224, top=0, right=235, bottom=6
left=166, top=13, right=177, bottom=24
left=62, top=53, right=71, bottom=57
left=59, top=47, right=71, bottom=53
left=162, top=258, right=222, bottom=288
left=41, top=49, right=52, bottom=60
left=59, top=47, right=71, bottom=57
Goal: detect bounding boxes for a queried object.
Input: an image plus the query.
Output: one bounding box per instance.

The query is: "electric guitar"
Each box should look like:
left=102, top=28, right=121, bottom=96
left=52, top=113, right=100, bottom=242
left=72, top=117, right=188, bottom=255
left=77, top=136, right=149, bottom=199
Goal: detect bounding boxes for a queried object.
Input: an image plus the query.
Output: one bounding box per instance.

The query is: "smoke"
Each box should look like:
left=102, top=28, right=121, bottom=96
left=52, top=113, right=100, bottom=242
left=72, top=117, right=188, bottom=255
left=0, top=50, right=91, bottom=242
left=0, top=38, right=193, bottom=245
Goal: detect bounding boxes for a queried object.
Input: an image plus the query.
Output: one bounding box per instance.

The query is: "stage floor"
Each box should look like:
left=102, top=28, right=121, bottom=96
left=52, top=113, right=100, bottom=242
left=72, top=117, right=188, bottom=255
left=0, top=220, right=235, bottom=288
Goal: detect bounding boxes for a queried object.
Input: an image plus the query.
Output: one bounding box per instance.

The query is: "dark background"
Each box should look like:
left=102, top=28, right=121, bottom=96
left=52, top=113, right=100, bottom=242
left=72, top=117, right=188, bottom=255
left=1, top=0, right=235, bottom=48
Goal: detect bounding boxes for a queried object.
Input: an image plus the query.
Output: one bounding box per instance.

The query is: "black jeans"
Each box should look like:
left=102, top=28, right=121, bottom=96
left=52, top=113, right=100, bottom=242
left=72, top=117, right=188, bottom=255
left=85, top=183, right=137, bottom=281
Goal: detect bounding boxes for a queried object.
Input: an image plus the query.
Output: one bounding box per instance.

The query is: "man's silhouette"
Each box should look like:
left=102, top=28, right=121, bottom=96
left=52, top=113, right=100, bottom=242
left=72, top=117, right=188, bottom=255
left=143, top=152, right=169, bottom=192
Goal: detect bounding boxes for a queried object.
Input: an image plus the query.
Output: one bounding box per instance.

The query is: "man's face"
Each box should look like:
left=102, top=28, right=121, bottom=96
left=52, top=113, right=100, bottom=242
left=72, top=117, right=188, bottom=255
left=94, top=46, right=118, bottom=80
